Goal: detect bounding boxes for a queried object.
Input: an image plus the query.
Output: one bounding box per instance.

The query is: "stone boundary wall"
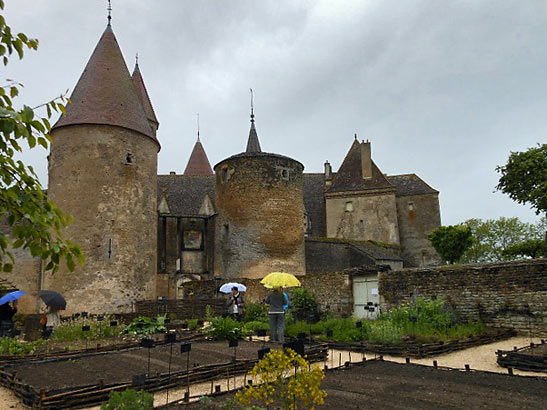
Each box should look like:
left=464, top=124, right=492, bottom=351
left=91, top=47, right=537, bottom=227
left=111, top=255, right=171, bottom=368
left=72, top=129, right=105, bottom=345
left=379, top=259, right=547, bottom=335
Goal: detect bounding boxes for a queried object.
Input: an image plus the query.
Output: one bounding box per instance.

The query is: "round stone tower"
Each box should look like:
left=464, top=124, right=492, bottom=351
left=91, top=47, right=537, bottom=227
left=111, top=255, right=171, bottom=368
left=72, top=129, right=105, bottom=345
left=214, top=115, right=305, bottom=279
left=45, top=24, right=160, bottom=313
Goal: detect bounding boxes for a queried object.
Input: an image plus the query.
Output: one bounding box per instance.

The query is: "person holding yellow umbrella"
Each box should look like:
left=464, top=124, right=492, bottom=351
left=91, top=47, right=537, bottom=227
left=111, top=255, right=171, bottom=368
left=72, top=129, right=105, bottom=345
left=261, top=272, right=301, bottom=344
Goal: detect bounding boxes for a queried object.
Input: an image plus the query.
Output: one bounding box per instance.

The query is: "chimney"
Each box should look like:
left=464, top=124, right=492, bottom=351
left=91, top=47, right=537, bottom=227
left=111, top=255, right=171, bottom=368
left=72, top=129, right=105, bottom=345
left=361, top=140, right=372, bottom=179
left=324, top=160, right=332, bottom=180
left=169, top=171, right=176, bottom=175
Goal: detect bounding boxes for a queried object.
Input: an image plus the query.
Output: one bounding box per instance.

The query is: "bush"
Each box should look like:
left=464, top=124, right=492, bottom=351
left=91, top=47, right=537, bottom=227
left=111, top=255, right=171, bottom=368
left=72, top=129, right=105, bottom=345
left=123, top=315, right=166, bottom=336
left=52, top=317, right=123, bottom=342
left=289, top=288, right=319, bottom=322
left=243, top=303, right=268, bottom=323
left=243, top=321, right=270, bottom=335
left=206, top=316, right=244, bottom=340
left=187, top=319, right=200, bottom=331
left=100, top=389, right=153, bottom=410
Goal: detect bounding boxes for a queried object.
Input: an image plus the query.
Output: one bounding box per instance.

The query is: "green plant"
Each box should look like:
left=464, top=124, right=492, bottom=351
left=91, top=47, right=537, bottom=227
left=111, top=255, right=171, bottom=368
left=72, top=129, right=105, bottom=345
left=187, top=318, right=200, bottom=331
left=428, top=225, right=473, bottom=264
left=206, top=316, right=244, bottom=340
left=205, top=305, right=215, bottom=323
left=243, top=321, right=270, bottom=335
left=236, top=349, right=326, bottom=410
left=243, top=303, right=269, bottom=323
left=289, top=289, right=319, bottom=322
left=100, top=388, right=153, bottom=410
left=0, top=337, right=45, bottom=355
left=123, top=315, right=166, bottom=336
left=51, top=317, right=123, bottom=342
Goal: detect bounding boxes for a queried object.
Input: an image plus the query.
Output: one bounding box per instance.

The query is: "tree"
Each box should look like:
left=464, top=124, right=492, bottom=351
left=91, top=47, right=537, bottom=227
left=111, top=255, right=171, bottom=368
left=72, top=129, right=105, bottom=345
left=0, top=1, right=83, bottom=273
left=427, top=225, right=473, bottom=264
left=496, top=144, right=547, bottom=256
left=502, top=239, right=545, bottom=259
left=460, top=217, right=543, bottom=263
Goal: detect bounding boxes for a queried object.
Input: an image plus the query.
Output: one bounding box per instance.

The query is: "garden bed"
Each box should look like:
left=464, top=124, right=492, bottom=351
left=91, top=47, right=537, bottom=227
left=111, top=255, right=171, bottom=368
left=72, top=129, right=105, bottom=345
left=168, top=359, right=547, bottom=410
left=497, top=339, right=547, bottom=372
left=0, top=340, right=327, bottom=409
left=323, top=327, right=516, bottom=358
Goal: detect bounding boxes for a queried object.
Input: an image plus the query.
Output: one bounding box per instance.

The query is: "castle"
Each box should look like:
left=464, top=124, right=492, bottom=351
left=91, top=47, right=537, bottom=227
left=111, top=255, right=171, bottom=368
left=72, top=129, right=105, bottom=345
left=3, top=23, right=441, bottom=314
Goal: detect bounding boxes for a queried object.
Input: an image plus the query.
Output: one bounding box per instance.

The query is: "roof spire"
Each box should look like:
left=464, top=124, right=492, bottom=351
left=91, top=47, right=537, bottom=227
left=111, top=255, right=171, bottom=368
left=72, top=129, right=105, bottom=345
left=107, top=0, right=112, bottom=26
left=135, top=52, right=138, bottom=67
left=245, top=88, right=262, bottom=153
left=250, top=88, right=255, bottom=124
left=197, top=113, right=200, bottom=142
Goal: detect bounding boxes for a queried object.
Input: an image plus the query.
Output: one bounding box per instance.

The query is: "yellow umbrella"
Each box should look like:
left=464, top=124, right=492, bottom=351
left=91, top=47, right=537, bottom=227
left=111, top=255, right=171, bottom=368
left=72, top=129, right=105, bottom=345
left=260, top=272, right=301, bottom=289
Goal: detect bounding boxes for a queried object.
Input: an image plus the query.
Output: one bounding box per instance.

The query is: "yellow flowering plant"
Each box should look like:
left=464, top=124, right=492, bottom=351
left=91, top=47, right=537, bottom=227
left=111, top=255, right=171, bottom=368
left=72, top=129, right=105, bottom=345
left=236, top=349, right=326, bottom=410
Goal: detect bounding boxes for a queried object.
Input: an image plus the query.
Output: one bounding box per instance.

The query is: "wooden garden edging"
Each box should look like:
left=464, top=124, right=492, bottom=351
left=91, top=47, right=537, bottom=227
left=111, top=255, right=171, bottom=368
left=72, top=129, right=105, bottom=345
left=496, top=340, right=547, bottom=372
left=323, top=328, right=516, bottom=358
left=0, top=343, right=328, bottom=409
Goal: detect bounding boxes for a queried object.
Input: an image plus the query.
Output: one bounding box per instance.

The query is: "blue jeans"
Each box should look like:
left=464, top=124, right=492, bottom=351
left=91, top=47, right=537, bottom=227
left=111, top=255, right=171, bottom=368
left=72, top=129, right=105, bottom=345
left=269, top=313, right=285, bottom=343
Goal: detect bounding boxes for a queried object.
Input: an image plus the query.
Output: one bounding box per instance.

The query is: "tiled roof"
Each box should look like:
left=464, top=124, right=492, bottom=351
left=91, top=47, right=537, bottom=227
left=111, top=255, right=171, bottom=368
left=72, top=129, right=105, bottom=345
left=157, top=174, right=215, bottom=216
left=53, top=26, right=158, bottom=145
left=327, top=139, right=394, bottom=193
left=387, top=174, right=439, bottom=196
left=184, top=139, right=214, bottom=175
left=132, top=62, right=159, bottom=127
left=303, top=174, right=326, bottom=237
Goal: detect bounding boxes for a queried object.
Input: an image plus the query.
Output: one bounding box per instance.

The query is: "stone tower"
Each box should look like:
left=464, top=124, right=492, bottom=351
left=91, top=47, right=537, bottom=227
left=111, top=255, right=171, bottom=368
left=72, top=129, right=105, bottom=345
left=45, top=24, right=160, bottom=313
left=214, top=113, right=305, bottom=279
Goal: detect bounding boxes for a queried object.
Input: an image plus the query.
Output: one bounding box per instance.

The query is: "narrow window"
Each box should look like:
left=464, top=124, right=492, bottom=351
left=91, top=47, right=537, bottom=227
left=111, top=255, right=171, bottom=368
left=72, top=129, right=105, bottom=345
left=345, top=201, right=354, bottom=212
left=124, top=152, right=134, bottom=165
left=408, top=202, right=414, bottom=211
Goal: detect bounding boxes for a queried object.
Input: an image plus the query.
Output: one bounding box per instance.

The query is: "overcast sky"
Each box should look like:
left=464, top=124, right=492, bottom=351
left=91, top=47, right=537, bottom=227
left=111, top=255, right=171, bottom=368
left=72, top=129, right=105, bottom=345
left=3, top=0, right=546, bottom=226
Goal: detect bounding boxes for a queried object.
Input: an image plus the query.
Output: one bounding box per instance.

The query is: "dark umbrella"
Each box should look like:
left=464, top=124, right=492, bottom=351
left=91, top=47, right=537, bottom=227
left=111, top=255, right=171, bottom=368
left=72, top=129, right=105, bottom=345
left=39, top=290, right=66, bottom=310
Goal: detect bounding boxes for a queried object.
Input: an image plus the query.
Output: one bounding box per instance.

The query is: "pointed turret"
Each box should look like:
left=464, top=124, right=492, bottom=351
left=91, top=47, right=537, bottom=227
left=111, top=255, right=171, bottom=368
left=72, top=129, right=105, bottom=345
left=53, top=25, right=159, bottom=146
left=245, top=88, right=261, bottom=153
left=132, top=58, right=159, bottom=133
left=184, top=137, right=213, bottom=175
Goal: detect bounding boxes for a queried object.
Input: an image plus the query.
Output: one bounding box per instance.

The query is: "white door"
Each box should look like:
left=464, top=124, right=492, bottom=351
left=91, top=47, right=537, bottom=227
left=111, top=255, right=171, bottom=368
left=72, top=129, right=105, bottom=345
left=353, top=274, right=379, bottom=319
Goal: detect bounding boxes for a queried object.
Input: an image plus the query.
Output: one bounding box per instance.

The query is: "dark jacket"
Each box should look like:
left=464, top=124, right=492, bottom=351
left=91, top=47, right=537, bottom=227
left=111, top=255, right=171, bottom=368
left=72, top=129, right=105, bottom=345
left=0, top=304, right=17, bottom=322
left=226, top=293, right=245, bottom=314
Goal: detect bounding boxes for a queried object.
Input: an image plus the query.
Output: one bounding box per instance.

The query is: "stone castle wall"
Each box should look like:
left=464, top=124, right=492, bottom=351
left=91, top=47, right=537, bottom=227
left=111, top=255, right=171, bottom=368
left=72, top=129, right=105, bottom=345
left=45, top=124, right=158, bottom=313
left=214, top=154, right=305, bottom=279
left=395, top=193, right=441, bottom=267
left=379, top=259, right=547, bottom=335
left=325, top=190, right=400, bottom=245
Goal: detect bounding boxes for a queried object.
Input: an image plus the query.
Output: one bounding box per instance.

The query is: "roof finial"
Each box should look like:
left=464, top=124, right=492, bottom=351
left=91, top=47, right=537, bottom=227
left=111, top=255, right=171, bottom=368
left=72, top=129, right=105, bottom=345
left=135, top=52, right=138, bottom=67
left=107, top=0, right=112, bottom=26
left=354, top=133, right=358, bottom=140
left=250, top=88, right=255, bottom=124
left=197, top=113, right=200, bottom=142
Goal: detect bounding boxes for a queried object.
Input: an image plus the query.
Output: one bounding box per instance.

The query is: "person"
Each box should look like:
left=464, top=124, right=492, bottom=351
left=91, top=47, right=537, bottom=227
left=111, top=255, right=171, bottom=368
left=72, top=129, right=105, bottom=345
left=41, top=306, right=60, bottom=338
left=226, top=287, right=245, bottom=322
left=265, top=286, right=286, bottom=343
left=0, top=301, right=17, bottom=337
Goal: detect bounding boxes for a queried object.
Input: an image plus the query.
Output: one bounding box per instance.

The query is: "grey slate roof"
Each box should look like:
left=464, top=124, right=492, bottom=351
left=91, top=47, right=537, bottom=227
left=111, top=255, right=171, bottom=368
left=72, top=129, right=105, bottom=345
left=303, top=174, right=326, bottom=237
left=387, top=174, right=439, bottom=196
left=157, top=174, right=215, bottom=216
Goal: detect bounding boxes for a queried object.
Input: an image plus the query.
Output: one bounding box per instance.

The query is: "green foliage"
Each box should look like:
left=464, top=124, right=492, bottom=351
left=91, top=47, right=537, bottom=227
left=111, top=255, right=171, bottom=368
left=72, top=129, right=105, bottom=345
left=123, top=315, right=166, bottom=336
left=461, top=217, right=545, bottom=263
left=428, top=225, right=473, bottom=264
left=243, top=320, right=270, bottom=335
left=205, top=305, right=215, bottom=322
left=187, top=318, right=201, bottom=331
left=0, top=337, right=44, bottom=355
left=243, top=303, right=268, bottom=323
left=0, top=2, right=83, bottom=273
left=496, top=144, right=547, bottom=216
left=502, top=238, right=545, bottom=259
left=51, top=317, right=123, bottom=342
left=288, top=288, right=318, bottom=322
left=100, top=389, right=153, bottom=410
left=206, top=316, right=244, bottom=340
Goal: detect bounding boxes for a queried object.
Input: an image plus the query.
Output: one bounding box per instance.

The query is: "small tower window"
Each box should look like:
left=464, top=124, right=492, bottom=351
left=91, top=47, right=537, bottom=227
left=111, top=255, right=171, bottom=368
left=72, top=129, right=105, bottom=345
left=408, top=202, right=415, bottom=211
left=345, top=201, right=354, bottom=212
left=124, top=152, right=134, bottom=165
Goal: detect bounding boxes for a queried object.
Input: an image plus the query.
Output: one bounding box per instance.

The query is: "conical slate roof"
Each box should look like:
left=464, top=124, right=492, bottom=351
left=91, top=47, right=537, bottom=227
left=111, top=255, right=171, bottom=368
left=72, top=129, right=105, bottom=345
left=132, top=62, right=159, bottom=129
left=327, top=139, right=394, bottom=193
left=184, top=138, right=213, bottom=175
left=246, top=122, right=262, bottom=153
left=53, top=25, right=158, bottom=145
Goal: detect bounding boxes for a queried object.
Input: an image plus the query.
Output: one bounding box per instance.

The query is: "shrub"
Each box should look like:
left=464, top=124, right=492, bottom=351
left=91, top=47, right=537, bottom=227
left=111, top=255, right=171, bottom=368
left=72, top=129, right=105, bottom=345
left=187, top=319, right=200, bottom=331
left=123, top=315, right=166, bottom=336
left=243, top=321, right=270, bottom=335
left=236, top=349, right=326, bottom=410
left=206, top=316, right=244, bottom=340
left=243, top=303, right=269, bottom=323
left=100, top=389, right=153, bottom=410
left=0, top=338, right=45, bottom=355
left=289, top=288, right=319, bottom=322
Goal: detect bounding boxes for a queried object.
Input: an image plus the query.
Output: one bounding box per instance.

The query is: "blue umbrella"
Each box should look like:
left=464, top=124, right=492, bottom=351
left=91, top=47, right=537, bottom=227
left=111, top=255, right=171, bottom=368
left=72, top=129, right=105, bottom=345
left=0, top=291, right=26, bottom=306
